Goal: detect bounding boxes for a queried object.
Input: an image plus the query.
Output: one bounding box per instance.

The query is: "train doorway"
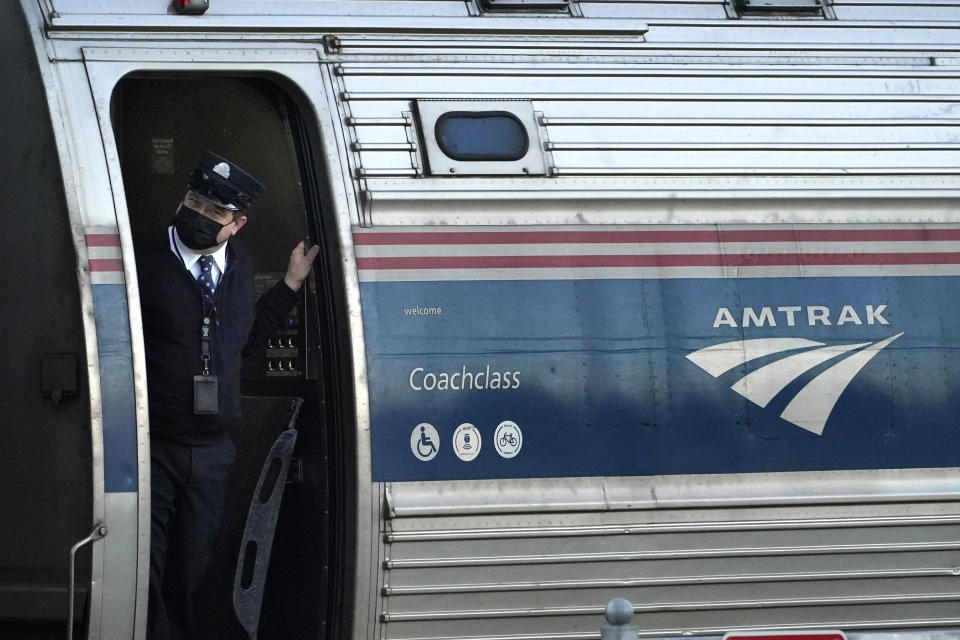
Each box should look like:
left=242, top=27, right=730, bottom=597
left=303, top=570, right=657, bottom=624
left=111, top=75, right=353, bottom=640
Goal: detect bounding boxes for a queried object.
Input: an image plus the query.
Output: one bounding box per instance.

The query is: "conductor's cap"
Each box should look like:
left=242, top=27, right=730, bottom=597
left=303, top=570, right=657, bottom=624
left=188, top=151, right=265, bottom=212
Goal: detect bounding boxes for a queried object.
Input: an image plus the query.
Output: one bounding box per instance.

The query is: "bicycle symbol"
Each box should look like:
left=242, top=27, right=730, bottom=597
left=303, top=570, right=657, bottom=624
left=494, top=421, right=522, bottom=459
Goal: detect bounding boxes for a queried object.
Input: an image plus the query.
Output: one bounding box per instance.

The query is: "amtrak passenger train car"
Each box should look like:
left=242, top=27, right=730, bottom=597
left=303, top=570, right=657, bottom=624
left=3, top=0, right=960, bottom=639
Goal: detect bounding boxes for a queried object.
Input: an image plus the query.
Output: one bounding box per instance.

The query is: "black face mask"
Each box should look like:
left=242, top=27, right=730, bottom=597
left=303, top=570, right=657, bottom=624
left=173, top=204, right=227, bottom=251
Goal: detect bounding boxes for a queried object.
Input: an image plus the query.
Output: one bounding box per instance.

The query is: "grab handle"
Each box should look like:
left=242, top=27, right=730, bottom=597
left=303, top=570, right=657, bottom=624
left=67, top=523, right=107, bottom=640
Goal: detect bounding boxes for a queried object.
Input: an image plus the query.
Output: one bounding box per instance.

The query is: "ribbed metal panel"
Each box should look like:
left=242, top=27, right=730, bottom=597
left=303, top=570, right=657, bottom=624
left=49, top=0, right=471, bottom=18
left=42, top=0, right=960, bottom=42
left=47, top=0, right=960, bottom=23
left=379, top=491, right=960, bottom=640
left=338, top=57, right=960, bottom=182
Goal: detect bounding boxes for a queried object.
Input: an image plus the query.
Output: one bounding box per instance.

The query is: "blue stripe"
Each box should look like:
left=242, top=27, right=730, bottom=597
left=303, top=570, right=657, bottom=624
left=362, top=276, right=960, bottom=482
left=92, top=284, right=138, bottom=493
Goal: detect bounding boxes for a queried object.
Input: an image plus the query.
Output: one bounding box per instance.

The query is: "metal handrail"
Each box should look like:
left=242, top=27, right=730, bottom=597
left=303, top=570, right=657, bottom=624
left=67, top=523, right=107, bottom=640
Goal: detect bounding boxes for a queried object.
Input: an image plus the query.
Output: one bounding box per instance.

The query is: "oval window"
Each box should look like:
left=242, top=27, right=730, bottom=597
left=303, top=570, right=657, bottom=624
left=434, top=111, right=530, bottom=161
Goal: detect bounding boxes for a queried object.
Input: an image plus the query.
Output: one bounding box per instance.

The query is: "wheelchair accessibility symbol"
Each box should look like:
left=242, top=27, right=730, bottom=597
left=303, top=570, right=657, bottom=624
left=410, top=423, right=440, bottom=461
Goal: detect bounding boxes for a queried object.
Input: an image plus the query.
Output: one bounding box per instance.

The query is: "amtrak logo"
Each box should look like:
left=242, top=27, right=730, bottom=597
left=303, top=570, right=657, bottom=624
left=686, top=333, right=903, bottom=435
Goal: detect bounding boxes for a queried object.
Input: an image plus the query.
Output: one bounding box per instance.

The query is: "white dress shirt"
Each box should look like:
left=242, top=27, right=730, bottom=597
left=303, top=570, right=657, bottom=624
left=168, top=225, right=228, bottom=286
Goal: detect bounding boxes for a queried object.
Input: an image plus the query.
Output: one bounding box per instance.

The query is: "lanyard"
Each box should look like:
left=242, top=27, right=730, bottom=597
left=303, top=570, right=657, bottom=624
left=171, top=231, right=218, bottom=375
left=200, top=316, right=212, bottom=375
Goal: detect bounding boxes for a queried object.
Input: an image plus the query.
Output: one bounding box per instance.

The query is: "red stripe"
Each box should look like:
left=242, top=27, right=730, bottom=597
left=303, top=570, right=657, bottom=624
left=357, top=252, right=960, bottom=270
left=89, top=259, right=124, bottom=272
left=354, top=229, right=960, bottom=246
left=85, top=233, right=121, bottom=247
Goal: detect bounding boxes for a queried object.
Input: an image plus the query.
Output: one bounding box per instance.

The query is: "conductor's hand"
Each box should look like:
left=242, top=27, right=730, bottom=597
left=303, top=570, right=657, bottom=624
left=283, top=240, right=320, bottom=291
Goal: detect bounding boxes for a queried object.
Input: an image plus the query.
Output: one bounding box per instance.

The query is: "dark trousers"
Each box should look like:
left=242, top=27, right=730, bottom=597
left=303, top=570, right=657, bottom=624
left=148, top=433, right=236, bottom=640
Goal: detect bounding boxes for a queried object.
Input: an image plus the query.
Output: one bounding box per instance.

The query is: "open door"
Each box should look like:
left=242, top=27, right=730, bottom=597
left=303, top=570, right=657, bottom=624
left=112, top=74, right=351, bottom=640
left=0, top=4, right=94, bottom=639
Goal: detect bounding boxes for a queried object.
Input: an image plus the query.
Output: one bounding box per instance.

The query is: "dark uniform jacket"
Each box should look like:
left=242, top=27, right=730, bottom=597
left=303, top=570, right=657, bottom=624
left=134, top=228, right=298, bottom=441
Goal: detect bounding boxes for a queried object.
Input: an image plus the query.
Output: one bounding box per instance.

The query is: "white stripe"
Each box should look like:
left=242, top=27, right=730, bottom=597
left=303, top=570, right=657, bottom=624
left=352, top=223, right=960, bottom=235
left=686, top=338, right=824, bottom=378
left=85, top=225, right=119, bottom=235
left=730, top=342, right=870, bottom=408
left=743, top=265, right=960, bottom=277
left=356, top=240, right=960, bottom=258
left=91, top=272, right=125, bottom=285
left=780, top=333, right=903, bottom=435
left=357, top=264, right=960, bottom=282
left=87, top=246, right=122, bottom=260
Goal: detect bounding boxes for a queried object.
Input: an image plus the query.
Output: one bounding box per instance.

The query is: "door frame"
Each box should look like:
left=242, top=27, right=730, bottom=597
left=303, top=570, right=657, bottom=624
left=82, top=48, right=368, bottom=640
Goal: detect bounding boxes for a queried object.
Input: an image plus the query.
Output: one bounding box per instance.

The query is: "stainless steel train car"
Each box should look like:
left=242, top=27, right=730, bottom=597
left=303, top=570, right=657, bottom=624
left=3, top=1, right=960, bottom=639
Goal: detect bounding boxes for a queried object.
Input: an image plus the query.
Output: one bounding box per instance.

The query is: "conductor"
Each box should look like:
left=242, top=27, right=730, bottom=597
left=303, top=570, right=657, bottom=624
left=134, top=152, right=319, bottom=640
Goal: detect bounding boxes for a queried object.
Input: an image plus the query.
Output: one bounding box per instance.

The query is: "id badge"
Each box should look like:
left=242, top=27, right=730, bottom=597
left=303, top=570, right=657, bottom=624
left=193, top=374, right=219, bottom=414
